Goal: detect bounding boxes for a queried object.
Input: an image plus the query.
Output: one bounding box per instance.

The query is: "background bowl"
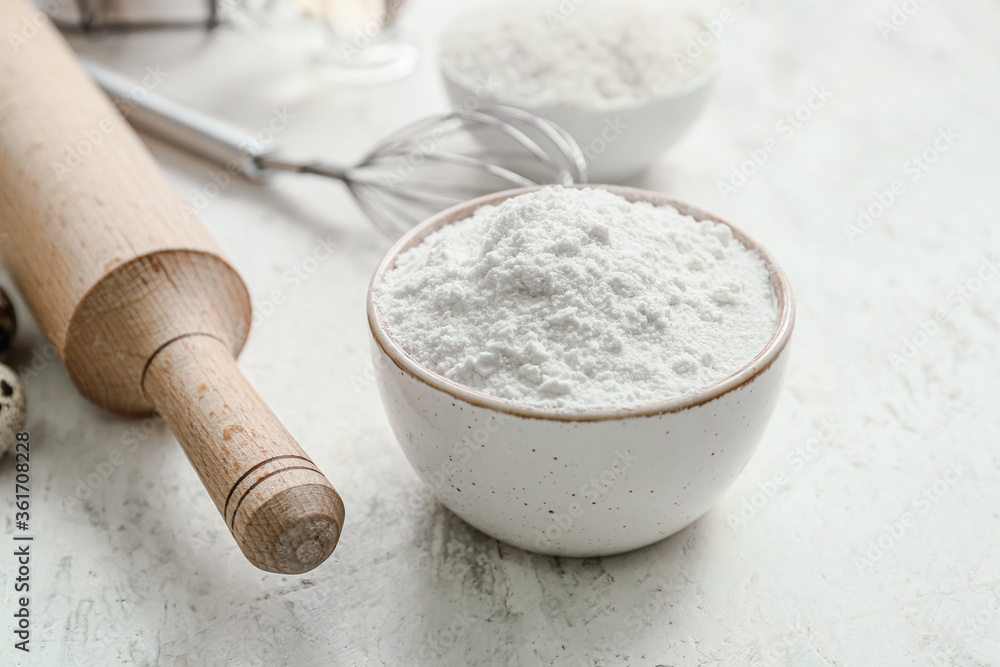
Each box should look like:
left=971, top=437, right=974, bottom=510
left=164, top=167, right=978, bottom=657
left=367, top=184, right=794, bottom=556
left=441, top=54, right=718, bottom=183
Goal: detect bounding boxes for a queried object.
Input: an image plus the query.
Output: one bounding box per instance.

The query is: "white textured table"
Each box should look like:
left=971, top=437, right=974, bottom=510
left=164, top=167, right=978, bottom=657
left=2, top=1, right=999, bottom=665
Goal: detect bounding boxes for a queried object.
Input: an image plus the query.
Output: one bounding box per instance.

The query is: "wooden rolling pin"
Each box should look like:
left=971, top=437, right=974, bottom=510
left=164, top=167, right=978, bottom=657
left=0, top=0, right=344, bottom=574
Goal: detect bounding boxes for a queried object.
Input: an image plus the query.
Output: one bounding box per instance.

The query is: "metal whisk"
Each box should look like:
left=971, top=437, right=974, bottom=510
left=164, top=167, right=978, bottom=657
left=84, top=61, right=588, bottom=237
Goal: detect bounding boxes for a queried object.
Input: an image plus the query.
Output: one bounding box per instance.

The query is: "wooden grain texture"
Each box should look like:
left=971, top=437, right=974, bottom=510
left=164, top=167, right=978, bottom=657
left=0, top=0, right=344, bottom=573
left=144, top=335, right=344, bottom=573
left=0, top=0, right=220, bottom=355
left=62, top=250, right=250, bottom=414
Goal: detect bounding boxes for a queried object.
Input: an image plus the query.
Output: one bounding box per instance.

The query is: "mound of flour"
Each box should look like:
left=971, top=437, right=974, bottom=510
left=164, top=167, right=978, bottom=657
left=375, top=187, right=777, bottom=410
left=441, top=0, right=715, bottom=108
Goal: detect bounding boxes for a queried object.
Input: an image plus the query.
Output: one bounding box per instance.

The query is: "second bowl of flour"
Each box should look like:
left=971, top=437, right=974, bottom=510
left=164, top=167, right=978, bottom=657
left=441, top=1, right=720, bottom=181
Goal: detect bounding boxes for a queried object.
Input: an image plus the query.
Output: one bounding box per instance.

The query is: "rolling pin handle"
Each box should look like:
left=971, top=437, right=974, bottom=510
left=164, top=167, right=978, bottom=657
left=142, top=334, right=345, bottom=574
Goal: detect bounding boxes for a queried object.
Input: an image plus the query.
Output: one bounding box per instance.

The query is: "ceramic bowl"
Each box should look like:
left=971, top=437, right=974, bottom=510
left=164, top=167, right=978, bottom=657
left=440, top=40, right=719, bottom=182
left=367, top=184, right=794, bottom=557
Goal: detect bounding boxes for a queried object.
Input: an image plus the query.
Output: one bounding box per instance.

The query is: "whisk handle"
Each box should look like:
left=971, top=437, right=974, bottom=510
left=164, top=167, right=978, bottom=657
left=82, top=59, right=270, bottom=180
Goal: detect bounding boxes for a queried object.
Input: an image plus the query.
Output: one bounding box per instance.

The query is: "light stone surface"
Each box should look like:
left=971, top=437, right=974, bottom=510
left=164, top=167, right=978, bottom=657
left=2, top=0, right=999, bottom=665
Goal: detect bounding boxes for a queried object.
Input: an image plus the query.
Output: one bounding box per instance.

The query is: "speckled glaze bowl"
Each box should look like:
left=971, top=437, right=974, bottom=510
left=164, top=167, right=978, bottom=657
left=367, top=185, right=794, bottom=557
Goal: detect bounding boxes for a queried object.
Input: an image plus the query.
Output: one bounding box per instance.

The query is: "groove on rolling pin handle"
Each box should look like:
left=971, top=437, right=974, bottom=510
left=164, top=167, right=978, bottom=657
left=142, top=334, right=345, bottom=574
left=223, top=454, right=318, bottom=527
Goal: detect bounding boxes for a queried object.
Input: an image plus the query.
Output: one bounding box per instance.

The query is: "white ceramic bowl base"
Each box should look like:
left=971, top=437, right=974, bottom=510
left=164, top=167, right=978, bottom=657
left=442, top=65, right=717, bottom=183
left=371, top=339, right=790, bottom=557
left=368, top=185, right=794, bottom=557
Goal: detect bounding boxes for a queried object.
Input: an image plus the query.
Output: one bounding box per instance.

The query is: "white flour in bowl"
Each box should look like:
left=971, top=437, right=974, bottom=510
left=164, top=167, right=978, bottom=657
left=441, top=0, right=716, bottom=109
left=375, top=187, right=777, bottom=410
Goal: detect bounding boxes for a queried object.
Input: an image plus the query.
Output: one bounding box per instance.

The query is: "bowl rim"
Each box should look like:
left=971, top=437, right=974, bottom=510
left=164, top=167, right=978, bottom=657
left=367, top=184, right=795, bottom=422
